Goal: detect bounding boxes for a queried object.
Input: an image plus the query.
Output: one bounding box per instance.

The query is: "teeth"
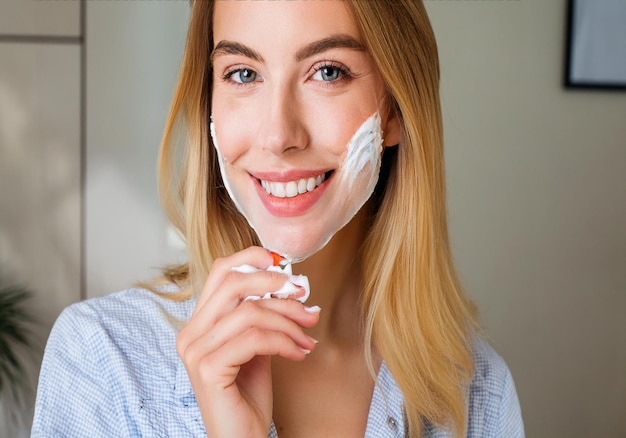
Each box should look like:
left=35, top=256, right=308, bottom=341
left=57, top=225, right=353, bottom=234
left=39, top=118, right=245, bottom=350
left=285, top=181, right=298, bottom=198
left=261, top=173, right=326, bottom=198
left=297, top=179, right=307, bottom=194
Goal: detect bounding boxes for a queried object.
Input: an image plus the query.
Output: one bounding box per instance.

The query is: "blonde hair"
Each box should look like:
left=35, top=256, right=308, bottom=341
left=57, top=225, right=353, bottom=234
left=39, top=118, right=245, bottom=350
left=157, top=0, right=477, bottom=436
left=351, top=1, right=477, bottom=435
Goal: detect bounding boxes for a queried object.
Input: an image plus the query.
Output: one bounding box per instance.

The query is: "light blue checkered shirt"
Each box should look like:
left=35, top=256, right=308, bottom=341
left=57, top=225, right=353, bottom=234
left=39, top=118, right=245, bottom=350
left=32, top=288, right=524, bottom=437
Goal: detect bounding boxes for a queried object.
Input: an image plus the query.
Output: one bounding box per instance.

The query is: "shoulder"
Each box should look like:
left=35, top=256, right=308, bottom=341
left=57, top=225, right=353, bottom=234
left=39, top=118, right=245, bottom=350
left=470, top=338, right=512, bottom=395
left=43, top=286, right=197, bottom=378
left=33, top=286, right=201, bottom=437
left=50, top=285, right=195, bottom=344
left=466, top=338, right=525, bottom=438
left=61, top=284, right=194, bottom=320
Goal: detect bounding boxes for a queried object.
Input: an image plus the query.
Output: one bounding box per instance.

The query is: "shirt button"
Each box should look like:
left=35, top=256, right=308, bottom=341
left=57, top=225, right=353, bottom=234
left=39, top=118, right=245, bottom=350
left=387, top=416, right=398, bottom=430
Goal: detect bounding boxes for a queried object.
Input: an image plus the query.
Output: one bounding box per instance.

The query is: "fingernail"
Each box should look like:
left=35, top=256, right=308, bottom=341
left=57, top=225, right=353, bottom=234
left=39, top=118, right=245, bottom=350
left=304, top=305, right=321, bottom=314
left=299, top=348, right=311, bottom=355
left=307, top=335, right=319, bottom=344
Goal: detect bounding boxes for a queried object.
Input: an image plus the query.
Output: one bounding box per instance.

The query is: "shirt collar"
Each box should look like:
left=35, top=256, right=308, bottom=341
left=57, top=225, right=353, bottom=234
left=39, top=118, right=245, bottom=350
left=365, top=361, right=407, bottom=437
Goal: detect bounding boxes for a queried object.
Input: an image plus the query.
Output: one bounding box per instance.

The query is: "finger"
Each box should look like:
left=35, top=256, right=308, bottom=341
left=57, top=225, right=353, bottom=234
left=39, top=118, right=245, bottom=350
left=205, top=328, right=314, bottom=385
left=254, top=298, right=321, bottom=329
left=192, top=268, right=297, bottom=329
left=187, top=300, right=318, bottom=360
left=178, top=291, right=320, bottom=360
left=199, top=247, right=275, bottom=309
left=179, top=270, right=306, bottom=358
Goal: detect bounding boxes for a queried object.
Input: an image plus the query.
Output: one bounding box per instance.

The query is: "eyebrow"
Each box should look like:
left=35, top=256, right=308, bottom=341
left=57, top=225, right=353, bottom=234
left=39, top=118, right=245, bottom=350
left=295, top=34, right=366, bottom=61
left=211, top=41, right=264, bottom=64
left=211, top=34, right=365, bottom=65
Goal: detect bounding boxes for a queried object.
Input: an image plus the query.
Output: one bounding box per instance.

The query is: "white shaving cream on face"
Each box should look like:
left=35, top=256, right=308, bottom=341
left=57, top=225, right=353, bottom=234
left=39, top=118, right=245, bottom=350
left=211, top=120, right=248, bottom=222
left=210, top=112, right=383, bottom=262
left=339, top=112, right=383, bottom=198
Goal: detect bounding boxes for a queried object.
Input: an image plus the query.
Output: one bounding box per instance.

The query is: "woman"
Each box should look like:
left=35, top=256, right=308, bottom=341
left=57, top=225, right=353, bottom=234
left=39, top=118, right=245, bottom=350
left=32, top=1, right=524, bottom=437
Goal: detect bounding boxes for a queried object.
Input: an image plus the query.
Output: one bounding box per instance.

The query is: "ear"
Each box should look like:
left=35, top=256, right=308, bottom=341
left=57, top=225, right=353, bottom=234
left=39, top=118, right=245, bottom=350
left=382, top=112, right=401, bottom=147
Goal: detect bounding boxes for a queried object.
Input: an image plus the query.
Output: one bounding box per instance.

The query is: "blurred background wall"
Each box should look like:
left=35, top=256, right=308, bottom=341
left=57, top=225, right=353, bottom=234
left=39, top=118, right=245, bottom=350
left=426, top=2, right=626, bottom=437
left=0, top=0, right=623, bottom=437
left=0, top=2, right=81, bottom=435
left=0, top=0, right=188, bottom=435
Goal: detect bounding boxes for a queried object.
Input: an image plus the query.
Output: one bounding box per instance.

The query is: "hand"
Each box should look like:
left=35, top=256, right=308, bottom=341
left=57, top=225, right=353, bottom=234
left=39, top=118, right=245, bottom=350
left=176, top=247, right=320, bottom=437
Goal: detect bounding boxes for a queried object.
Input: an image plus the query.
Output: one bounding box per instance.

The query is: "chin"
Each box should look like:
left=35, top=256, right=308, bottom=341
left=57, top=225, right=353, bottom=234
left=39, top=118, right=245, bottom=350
left=256, top=224, right=332, bottom=262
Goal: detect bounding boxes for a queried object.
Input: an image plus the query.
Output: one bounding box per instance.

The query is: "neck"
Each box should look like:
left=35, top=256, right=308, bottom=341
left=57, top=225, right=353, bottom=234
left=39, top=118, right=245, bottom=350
left=292, top=210, right=368, bottom=346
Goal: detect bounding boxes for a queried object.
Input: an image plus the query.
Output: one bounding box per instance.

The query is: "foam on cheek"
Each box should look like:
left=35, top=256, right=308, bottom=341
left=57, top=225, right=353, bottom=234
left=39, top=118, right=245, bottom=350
left=210, top=118, right=257, bottom=234
left=339, top=112, right=383, bottom=191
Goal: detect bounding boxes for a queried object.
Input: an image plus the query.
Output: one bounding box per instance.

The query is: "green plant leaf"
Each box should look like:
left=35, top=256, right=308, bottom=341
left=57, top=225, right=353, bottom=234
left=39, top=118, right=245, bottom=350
left=0, top=276, right=36, bottom=401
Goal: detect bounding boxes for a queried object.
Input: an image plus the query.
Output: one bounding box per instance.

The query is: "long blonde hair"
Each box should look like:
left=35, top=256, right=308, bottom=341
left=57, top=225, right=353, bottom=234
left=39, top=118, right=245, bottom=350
left=158, top=0, right=477, bottom=436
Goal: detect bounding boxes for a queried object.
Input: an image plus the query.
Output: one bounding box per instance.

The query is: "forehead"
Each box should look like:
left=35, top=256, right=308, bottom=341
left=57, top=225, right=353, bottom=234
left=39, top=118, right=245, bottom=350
left=212, top=0, right=361, bottom=49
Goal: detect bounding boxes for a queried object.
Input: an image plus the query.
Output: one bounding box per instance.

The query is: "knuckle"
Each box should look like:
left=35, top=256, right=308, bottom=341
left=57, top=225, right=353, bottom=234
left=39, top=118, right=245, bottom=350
left=225, top=269, right=246, bottom=284
left=176, top=330, right=190, bottom=357
left=177, top=342, right=196, bottom=364
left=197, top=357, right=219, bottom=384
left=245, top=326, right=264, bottom=344
left=268, top=271, right=288, bottom=283
left=211, top=256, right=229, bottom=273
left=176, top=344, right=186, bottom=361
left=198, top=354, right=215, bottom=372
left=238, top=299, right=259, bottom=314
left=279, top=331, right=292, bottom=344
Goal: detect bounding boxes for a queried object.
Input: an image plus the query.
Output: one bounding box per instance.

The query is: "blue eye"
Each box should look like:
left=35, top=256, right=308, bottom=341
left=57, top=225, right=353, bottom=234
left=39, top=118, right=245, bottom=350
left=319, top=66, right=340, bottom=81
left=226, top=68, right=258, bottom=84
left=312, top=63, right=350, bottom=83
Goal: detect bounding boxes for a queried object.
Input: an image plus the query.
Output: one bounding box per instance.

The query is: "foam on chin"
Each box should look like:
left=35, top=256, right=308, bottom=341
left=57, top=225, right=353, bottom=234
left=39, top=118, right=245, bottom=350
left=210, top=112, right=383, bottom=263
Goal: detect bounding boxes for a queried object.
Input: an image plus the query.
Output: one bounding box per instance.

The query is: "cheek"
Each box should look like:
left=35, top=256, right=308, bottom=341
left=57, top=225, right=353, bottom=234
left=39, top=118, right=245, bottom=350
left=211, top=116, right=250, bottom=164
left=211, top=96, right=256, bottom=163
left=309, top=109, right=364, bottom=155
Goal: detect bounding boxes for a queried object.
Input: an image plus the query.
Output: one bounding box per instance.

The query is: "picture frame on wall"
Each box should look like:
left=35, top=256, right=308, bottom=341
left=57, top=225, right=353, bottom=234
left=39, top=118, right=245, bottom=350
left=565, top=0, right=626, bottom=89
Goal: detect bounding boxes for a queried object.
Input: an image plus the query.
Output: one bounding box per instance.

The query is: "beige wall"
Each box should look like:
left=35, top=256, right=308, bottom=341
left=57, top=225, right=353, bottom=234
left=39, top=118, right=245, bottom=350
left=1, top=0, right=624, bottom=436
left=0, top=0, right=81, bottom=344
left=426, top=1, right=626, bottom=437
left=85, top=1, right=189, bottom=298
left=0, top=1, right=188, bottom=435
left=0, top=1, right=81, bottom=436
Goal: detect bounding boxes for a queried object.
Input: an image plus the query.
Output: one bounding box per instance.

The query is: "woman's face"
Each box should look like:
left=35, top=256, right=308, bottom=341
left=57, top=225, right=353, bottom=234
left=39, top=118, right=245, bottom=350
left=211, top=0, right=398, bottom=261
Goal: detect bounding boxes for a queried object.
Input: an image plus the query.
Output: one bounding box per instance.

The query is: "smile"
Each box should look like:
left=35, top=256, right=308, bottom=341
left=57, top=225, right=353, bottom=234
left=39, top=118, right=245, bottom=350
left=259, top=172, right=331, bottom=198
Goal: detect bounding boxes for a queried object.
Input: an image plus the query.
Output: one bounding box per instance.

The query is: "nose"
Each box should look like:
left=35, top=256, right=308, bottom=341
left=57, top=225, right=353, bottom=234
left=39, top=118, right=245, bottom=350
left=255, top=84, right=309, bottom=155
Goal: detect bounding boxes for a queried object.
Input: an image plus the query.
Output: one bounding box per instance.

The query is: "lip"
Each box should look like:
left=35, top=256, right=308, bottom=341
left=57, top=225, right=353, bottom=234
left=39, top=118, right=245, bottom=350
left=251, top=170, right=333, bottom=217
